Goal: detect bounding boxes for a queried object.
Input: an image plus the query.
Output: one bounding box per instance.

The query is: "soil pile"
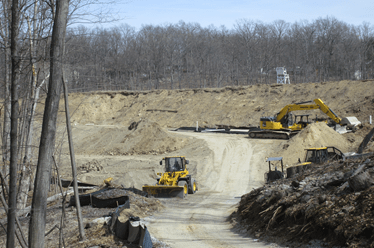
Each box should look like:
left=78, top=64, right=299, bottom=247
left=232, top=154, right=374, bottom=247
left=271, top=122, right=351, bottom=166
left=69, top=119, right=188, bottom=156
left=117, top=119, right=188, bottom=155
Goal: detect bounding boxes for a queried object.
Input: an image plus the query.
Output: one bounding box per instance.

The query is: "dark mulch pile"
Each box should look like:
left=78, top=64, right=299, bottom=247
left=232, top=155, right=374, bottom=247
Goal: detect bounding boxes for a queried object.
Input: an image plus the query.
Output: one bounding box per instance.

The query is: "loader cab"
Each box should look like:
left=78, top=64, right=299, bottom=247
left=304, top=148, right=327, bottom=164
left=304, top=147, right=343, bottom=164
left=161, top=156, right=189, bottom=172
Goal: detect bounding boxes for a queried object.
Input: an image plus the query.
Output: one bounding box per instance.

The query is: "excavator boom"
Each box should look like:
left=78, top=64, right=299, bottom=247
left=275, top=99, right=341, bottom=123
left=249, top=98, right=358, bottom=139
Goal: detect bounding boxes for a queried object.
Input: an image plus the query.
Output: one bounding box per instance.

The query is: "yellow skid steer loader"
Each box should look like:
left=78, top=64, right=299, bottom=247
left=142, top=156, right=197, bottom=198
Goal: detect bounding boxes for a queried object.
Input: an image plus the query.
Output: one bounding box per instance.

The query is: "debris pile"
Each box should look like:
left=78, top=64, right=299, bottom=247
left=78, top=159, right=103, bottom=173
left=64, top=186, right=163, bottom=248
left=232, top=155, right=374, bottom=247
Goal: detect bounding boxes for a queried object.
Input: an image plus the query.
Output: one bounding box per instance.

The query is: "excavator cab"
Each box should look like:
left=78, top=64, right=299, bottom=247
left=294, top=114, right=311, bottom=128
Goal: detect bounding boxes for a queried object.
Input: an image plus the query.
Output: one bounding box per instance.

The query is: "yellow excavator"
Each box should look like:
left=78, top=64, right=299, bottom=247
left=249, top=98, right=360, bottom=139
left=142, top=156, right=197, bottom=198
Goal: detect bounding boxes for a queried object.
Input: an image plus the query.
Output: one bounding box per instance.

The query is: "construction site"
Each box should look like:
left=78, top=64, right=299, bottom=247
left=1, top=79, right=374, bottom=247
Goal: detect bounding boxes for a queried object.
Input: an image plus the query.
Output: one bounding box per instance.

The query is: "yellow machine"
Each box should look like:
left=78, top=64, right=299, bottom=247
left=142, top=156, right=197, bottom=198
left=249, top=98, right=360, bottom=139
left=300, top=147, right=344, bottom=165
left=286, top=147, right=344, bottom=178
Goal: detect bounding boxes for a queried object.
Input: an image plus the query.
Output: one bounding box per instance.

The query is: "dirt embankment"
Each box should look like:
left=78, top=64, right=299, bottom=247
left=47, top=80, right=374, bottom=129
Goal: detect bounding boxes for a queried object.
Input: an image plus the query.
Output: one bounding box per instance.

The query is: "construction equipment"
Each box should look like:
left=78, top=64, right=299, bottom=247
left=287, top=147, right=372, bottom=178
left=286, top=147, right=343, bottom=178
left=302, top=147, right=343, bottom=165
left=249, top=99, right=361, bottom=139
left=142, top=156, right=197, bottom=198
left=265, top=157, right=285, bottom=183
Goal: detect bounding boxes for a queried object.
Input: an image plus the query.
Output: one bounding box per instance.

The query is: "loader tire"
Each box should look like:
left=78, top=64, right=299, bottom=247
left=178, top=181, right=188, bottom=198
left=188, top=178, right=197, bottom=194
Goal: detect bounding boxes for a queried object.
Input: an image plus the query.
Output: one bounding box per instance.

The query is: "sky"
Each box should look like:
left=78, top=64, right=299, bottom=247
left=93, top=0, right=374, bottom=30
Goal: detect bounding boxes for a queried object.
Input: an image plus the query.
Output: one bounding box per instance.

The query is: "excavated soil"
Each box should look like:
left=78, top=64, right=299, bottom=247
left=1, top=79, right=374, bottom=247
left=51, top=80, right=374, bottom=129
left=61, top=119, right=188, bottom=156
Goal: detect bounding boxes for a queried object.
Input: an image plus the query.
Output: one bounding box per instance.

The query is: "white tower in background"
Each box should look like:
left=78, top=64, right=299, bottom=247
left=276, top=67, right=290, bottom=84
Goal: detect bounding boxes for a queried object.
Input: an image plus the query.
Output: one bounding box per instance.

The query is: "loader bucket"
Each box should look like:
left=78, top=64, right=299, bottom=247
left=142, top=185, right=185, bottom=198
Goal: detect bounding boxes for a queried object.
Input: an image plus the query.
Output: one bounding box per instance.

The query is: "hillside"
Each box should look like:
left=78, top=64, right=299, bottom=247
left=53, top=80, right=374, bottom=130
left=1, top=79, right=374, bottom=247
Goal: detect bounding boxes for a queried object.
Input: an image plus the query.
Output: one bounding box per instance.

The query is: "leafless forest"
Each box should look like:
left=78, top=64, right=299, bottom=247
left=2, top=15, right=374, bottom=96
left=64, top=18, right=374, bottom=91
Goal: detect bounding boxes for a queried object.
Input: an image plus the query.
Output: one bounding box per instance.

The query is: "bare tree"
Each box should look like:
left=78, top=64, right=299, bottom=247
left=29, top=0, right=69, bottom=246
left=7, top=0, right=20, bottom=247
left=1, top=0, right=11, bottom=169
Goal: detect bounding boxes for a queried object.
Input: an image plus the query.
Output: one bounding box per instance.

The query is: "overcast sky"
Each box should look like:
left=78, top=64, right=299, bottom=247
left=95, top=0, right=374, bottom=30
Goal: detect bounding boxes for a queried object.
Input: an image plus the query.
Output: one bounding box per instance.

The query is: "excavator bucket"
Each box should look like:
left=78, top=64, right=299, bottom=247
left=142, top=185, right=185, bottom=198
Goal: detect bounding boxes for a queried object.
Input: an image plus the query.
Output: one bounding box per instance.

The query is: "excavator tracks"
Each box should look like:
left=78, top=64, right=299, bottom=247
left=248, top=129, right=299, bottom=140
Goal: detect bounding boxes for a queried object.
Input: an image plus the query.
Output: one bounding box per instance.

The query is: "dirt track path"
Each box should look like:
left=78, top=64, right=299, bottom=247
left=146, top=132, right=280, bottom=247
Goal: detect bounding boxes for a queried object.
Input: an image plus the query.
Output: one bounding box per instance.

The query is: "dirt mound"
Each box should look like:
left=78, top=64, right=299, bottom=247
left=104, top=119, right=188, bottom=155
left=271, top=122, right=350, bottom=166
left=65, top=119, right=188, bottom=156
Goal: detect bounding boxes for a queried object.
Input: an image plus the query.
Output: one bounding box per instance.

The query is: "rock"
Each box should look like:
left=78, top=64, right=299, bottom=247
left=291, top=181, right=300, bottom=188
left=318, top=194, right=327, bottom=204
left=348, top=171, right=373, bottom=191
left=300, top=194, right=311, bottom=203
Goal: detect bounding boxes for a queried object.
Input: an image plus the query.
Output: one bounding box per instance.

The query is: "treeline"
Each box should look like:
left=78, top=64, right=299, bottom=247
left=63, top=17, right=374, bottom=92
left=1, top=17, right=374, bottom=96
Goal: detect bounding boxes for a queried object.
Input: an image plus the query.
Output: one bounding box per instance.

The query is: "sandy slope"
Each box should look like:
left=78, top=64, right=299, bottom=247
left=1, top=80, right=372, bottom=246
left=51, top=80, right=374, bottom=131
left=145, top=132, right=282, bottom=248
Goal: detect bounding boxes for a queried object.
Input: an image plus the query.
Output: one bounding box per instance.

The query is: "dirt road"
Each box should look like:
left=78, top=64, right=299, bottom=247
left=146, top=131, right=282, bottom=247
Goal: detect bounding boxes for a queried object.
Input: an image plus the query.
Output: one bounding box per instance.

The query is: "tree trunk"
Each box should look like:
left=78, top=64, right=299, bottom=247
left=62, top=74, right=86, bottom=240
left=2, top=47, right=11, bottom=170
left=17, top=76, right=48, bottom=214
left=7, top=0, right=20, bottom=247
left=1, top=0, right=11, bottom=168
left=29, top=1, right=69, bottom=247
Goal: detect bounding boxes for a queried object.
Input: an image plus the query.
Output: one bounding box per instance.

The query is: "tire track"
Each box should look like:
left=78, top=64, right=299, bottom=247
left=146, top=132, right=281, bottom=248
